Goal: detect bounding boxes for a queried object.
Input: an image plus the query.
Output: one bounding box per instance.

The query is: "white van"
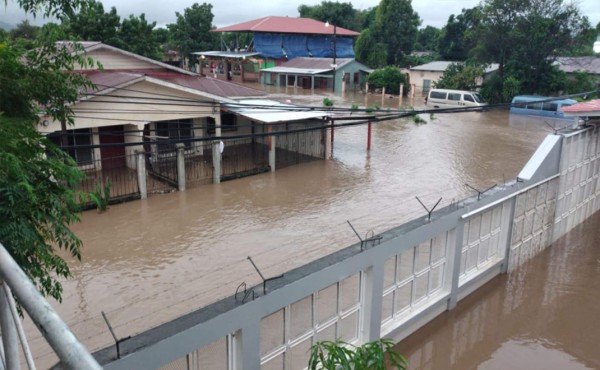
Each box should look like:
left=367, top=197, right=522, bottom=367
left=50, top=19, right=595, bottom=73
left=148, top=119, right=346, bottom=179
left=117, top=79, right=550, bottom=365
left=425, top=89, right=487, bottom=108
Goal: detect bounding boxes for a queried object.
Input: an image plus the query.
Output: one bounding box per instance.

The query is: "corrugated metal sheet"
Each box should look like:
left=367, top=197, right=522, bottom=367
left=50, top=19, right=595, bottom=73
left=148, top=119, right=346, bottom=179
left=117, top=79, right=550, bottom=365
left=213, top=16, right=359, bottom=36
left=562, top=99, right=600, bottom=116
left=83, top=71, right=266, bottom=99
left=226, top=99, right=330, bottom=123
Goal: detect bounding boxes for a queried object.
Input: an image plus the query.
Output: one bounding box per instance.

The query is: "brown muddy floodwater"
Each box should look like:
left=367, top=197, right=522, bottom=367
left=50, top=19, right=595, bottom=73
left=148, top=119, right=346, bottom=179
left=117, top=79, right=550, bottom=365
left=394, top=211, right=600, bottom=370
left=26, top=88, right=554, bottom=366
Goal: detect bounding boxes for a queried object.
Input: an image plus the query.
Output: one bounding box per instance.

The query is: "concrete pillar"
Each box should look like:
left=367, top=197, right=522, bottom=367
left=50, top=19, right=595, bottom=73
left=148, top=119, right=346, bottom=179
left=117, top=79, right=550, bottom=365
left=381, top=87, right=386, bottom=106
left=268, top=129, right=276, bottom=172
left=135, top=150, right=147, bottom=199
left=447, top=219, right=465, bottom=310
left=342, top=75, right=347, bottom=99
left=176, top=143, right=186, bottom=192
left=212, top=141, right=222, bottom=184
left=236, top=321, right=260, bottom=370
left=311, top=76, right=315, bottom=90
left=360, top=260, right=384, bottom=342
left=0, top=282, right=20, bottom=370
left=399, top=84, right=404, bottom=108
left=501, top=197, right=518, bottom=274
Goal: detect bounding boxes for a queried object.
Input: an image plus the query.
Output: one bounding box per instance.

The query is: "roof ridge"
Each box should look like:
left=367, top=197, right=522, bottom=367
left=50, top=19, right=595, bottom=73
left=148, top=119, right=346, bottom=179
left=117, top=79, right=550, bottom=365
left=252, top=16, right=272, bottom=31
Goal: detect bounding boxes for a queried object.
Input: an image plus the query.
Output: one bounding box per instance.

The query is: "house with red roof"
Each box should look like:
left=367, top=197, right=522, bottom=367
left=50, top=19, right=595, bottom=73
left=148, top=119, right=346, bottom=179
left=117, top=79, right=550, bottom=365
left=38, top=42, right=266, bottom=173
left=562, top=99, right=600, bottom=121
left=194, top=16, right=367, bottom=91
left=32, top=42, right=330, bottom=204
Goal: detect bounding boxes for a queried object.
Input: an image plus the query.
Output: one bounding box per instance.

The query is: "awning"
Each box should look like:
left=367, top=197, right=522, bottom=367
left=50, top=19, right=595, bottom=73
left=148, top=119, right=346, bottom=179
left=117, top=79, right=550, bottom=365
left=191, top=51, right=260, bottom=59
left=260, top=66, right=332, bottom=75
left=225, top=99, right=330, bottom=123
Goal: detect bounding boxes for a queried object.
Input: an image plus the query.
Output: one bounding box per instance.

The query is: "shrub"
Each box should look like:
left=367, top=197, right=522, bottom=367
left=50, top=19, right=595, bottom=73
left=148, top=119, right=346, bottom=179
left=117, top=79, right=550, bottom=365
left=308, top=339, right=408, bottom=370
left=367, top=66, right=408, bottom=95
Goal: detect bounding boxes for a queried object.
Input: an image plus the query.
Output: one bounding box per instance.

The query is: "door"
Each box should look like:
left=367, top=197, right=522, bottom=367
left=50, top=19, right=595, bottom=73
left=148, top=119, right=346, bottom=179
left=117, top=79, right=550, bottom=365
left=99, top=126, right=126, bottom=170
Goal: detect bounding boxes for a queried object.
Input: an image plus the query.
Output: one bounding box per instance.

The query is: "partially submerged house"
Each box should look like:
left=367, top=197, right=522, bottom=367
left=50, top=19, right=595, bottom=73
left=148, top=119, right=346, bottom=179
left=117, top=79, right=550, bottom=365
left=260, top=57, right=372, bottom=92
left=38, top=42, right=330, bottom=205
left=408, top=61, right=499, bottom=94
left=195, top=16, right=363, bottom=91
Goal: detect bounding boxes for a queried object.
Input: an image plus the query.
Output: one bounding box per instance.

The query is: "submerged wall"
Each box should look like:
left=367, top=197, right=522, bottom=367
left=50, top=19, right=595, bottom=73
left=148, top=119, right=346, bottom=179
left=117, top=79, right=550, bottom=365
left=94, top=123, right=600, bottom=370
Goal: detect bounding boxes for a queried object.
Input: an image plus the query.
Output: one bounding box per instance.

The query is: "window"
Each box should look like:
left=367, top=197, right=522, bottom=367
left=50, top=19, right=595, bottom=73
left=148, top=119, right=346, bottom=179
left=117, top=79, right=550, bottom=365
left=463, top=94, right=475, bottom=102
left=155, top=119, right=193, bottom=150
left=221, top=112, right=237, bottom=132
left=48, top=128, right=94, bottom=167
left=430, top=91, right=447, bottom=99
left=448, top=93, right=461, bottom=101
left=423, top=79, right=431, bottom=91
left=542, top=103, right=558, bottom=111
left=526, top=102, right=542, bottom=110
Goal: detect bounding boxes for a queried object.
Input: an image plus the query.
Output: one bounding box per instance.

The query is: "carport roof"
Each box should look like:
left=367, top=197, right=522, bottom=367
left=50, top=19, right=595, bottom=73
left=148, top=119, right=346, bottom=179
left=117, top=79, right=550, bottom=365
left=225, top=99, right=330, bottom=123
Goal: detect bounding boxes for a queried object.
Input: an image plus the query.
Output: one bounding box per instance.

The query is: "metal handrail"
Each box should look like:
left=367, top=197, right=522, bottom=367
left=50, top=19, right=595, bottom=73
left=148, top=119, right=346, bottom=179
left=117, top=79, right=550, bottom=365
left=0, top=243, right=102, bottom=370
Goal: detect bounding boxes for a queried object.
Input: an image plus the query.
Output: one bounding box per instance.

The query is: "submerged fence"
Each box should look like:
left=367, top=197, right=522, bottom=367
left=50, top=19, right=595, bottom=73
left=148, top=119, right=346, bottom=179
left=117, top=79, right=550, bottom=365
left=88, top=123, right=600, bottom=370
left=73, top=126, right=327, bottom=209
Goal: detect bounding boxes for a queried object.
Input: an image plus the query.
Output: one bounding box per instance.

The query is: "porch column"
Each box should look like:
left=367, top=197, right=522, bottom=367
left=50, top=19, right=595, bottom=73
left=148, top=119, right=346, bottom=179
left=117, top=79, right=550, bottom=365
left=268, top=125, right=276, bottom=172
left=311, top=76, right=315, bottom=90
left=212, top=141, right=222, bottom=184
left=176, top=143, right=186, bottom=191
left=135, top=150, right=147, bottom=199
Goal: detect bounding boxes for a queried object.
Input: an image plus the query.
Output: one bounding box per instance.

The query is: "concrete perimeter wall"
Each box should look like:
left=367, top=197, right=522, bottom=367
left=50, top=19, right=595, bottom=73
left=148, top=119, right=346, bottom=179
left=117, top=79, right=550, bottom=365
left=94, top=124, right=600, bottom=370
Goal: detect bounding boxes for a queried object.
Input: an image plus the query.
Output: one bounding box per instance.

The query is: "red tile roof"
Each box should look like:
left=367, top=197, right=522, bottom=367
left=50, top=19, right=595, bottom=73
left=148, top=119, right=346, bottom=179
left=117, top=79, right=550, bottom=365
left=562, top=99, right=600, bottom=115
left=82, top=71, right=266, bottom=99
left=213, top=16, right=359, bottom=36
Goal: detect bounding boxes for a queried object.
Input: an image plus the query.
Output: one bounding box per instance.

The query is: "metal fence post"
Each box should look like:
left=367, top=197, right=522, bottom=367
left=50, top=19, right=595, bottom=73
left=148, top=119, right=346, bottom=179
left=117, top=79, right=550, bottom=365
left=0, top=244, right=102, bottom=370
left=176, top=143, right=186, bottom=191
left=135, top=150, right=147, bottom=199
left=0, top=282, right=20, bottom=370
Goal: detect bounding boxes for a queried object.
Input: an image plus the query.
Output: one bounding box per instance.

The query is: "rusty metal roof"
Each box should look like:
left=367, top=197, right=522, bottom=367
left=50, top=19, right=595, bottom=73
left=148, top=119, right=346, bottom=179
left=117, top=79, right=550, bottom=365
left=213, top=16, right=359, bottom=36
left=83, top=71, right=266, bottom=100
left=562, top=99, right=600, bottom=117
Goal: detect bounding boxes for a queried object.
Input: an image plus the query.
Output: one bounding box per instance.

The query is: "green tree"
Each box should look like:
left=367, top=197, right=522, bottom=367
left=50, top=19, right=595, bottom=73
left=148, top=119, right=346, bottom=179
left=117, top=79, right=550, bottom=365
left=434, top=63, right=485, bottom=90
left=308, top=339, right=407, bottom=370
left=372, top=0, right=420, bottom=65
left=472, top=0, right=588, bottom=93
left=61, top=0, right=122, bottom=47
left=298, top=1, right=363, bottom=31
left=437, top=7, right=481, bottom=61
left=120, top=13, right=162, bottom=59
left=366, top=65, right=408, bottom=95
left=354, top=28, right=387, bottom=68
left=9, top=20, right=40, bottom=41
left=167, top=2, right=217, bottom=61
left=415, top=25, right=441, bottom=52
left=1, top=29, right=96, bottom=301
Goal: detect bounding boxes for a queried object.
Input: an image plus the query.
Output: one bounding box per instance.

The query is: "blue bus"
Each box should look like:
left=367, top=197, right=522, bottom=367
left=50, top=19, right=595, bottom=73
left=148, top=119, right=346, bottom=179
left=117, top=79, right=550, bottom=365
left=510, top=95, right=577, bottom=119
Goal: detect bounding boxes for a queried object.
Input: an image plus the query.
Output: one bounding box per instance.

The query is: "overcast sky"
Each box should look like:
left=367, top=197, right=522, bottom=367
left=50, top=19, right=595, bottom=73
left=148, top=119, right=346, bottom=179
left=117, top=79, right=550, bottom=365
left=2, top=0, right=599, bottom=30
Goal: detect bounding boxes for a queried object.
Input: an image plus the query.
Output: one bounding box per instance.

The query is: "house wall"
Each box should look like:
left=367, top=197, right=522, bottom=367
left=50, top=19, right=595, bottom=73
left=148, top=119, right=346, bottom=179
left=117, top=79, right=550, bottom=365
left=38, top=81, right=216, bottom=134
left=408, top=70, right=443, bottom=95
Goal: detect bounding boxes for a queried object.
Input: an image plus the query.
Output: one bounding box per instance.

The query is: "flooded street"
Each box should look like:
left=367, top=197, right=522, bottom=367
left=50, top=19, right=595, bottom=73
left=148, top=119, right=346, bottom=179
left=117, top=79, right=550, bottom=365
left=26, top=88, right=553, bottom=366
left=395, top=211, right=600, bottom=370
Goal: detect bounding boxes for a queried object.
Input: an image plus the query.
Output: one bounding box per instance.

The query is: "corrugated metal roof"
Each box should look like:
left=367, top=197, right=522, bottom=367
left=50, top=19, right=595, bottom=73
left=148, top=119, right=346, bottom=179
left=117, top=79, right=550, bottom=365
left=226, top=99, right=330, bottom=123
left=554, top=57, right=600, bottom=75
left=411, top=61, right=499, bottom=73
left=562, top=99, right=600, bottom=117
left=260, top=67, right=332, bottom=75
left=83, top=71, right=266, bottom=99
left=191, top=51, right=260, bottom=59
left=213, top=16, right=359, bottom=36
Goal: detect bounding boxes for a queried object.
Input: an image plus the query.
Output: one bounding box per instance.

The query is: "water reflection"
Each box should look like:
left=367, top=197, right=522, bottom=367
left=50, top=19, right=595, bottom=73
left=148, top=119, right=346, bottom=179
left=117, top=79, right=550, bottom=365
left=395, top=213, right=600, bottom=370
